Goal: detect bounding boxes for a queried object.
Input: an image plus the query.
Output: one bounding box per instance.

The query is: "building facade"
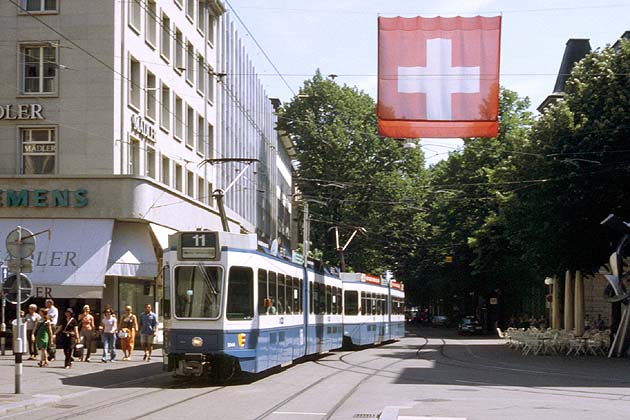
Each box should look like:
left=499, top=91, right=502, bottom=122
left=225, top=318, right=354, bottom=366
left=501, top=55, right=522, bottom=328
left=0, top=0, right=293, bottom=324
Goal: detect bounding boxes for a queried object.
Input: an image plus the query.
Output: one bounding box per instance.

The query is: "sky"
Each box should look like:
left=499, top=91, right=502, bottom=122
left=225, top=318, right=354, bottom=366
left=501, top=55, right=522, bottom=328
left=225, top=0, right=630, bottom=164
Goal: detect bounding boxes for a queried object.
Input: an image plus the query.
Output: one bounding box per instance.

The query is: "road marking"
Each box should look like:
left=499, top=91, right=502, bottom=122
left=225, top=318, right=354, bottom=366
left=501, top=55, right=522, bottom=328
left=272, top=411, right=327, bottom=416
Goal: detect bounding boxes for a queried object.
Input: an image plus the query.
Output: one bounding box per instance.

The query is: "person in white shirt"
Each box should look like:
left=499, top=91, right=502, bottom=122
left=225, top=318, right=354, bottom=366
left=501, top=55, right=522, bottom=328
left=45, top=299, right=58, bottom=360
left=99, top=308, right=118, bottom=362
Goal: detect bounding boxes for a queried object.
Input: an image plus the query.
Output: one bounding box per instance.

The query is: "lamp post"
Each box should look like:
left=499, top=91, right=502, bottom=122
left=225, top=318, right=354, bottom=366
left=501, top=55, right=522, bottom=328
left=544, top=276, right=553, bottom=328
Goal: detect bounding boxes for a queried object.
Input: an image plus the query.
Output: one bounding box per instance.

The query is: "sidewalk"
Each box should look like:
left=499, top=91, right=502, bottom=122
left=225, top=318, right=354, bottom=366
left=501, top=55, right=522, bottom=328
left=0, top=348, right=167, bottom=416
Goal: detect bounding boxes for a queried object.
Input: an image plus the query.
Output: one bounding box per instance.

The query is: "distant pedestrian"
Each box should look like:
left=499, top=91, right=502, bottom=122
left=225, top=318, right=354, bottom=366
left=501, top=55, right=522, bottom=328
left=45, top=299, right=59, bottom=361
left=78, top=305, right=95, bottom=362
left=57, top=308, right=79, bottom=369
left=102, top=304, right=118, bottom=361
left=100, top=308, right=117, bottom=362
left=33, top=308, right=53, bottom=367
left=24, top=304, right=41, bottom=360
left=120, top=306, right=138, bottom=361
left=139, top=304, right=158, bottom=361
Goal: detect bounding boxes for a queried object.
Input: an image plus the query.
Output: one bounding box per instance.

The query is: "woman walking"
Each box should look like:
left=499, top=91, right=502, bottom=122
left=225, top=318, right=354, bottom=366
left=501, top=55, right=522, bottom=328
left=78, top=305, right=95, bottom=362
left=58, top=308, right=79, bottom=369
left=100, top=308, right=117, bottom=362
left=24, top=304, right=41, bottom=360
left=120, top=306, right=138, bottom=361
left=33, top=308, right=53, bottom=367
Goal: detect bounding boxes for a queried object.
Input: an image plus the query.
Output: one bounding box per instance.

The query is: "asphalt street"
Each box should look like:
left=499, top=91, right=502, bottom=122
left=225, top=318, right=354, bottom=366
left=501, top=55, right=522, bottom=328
left=2, top=327, right=630, bottom=420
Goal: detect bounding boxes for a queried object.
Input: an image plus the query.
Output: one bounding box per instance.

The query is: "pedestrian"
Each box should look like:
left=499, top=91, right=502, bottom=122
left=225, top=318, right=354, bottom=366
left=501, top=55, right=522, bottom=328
left=120, top=305, right=138, bottom=361
left=102, top=304, right=118, bottom=361
left=139, top=304, right=158, bottom=361
left=33, top=308, right=53, bottom=367
left=99, top=308, right=117, bottom=362
left=57, top=308, right=79, bottom=369
left=78, top=305, right=95, bottom=362
left=45, top=299, right=59, bottom=361
left=24, top=304, right=41, bottom=360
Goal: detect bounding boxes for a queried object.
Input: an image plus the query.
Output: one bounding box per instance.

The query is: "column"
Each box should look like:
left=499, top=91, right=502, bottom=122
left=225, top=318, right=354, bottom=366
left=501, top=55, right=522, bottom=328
left=574, top=270, right=585, bottom=336
left=564, top=270, right=574, bottom=331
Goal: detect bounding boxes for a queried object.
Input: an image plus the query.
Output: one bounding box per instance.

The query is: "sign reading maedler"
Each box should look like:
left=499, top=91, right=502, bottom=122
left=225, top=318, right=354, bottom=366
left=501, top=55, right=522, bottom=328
left=378, top=16, right=501, bottom=138
left=0, top=104, right=43, bottom=120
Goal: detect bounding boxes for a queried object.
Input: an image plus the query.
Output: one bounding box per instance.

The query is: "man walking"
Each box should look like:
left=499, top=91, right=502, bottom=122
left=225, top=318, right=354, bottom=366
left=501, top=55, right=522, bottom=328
left=139, top=304, right=158, bottom=361
left=45, top=299, right=58, bottom=361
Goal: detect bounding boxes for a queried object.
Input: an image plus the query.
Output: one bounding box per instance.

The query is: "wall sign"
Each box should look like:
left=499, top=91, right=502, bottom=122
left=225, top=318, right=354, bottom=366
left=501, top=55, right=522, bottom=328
left=0, top=104, right=43, bottom=120
left=0, top=189, right=88, bottom=208
left=131, top=114, right=155, bottom=141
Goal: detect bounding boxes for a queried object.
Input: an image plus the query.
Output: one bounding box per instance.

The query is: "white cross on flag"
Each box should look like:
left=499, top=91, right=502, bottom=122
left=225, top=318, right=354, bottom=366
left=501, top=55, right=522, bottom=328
left=378, top=16, right=501, bottom=139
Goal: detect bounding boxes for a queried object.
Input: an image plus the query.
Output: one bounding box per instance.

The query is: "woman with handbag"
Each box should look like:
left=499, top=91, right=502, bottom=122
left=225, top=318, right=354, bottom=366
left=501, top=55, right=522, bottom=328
left=120, top=306, right=138, bottom=361
left=57, top=308, right=79, bottom=369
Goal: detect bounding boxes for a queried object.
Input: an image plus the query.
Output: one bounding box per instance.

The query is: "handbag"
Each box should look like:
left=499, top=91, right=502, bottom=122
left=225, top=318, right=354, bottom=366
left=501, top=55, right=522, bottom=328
left=117, top=330, right=128, bottom=339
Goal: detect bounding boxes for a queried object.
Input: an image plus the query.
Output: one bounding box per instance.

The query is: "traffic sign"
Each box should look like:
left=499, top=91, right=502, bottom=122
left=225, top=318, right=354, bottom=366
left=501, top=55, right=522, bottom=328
left=6, top=228, right=36, bottom=259
left=7, top=259, right=33, bottom=274
left=2, top=274, right=32, bottom=304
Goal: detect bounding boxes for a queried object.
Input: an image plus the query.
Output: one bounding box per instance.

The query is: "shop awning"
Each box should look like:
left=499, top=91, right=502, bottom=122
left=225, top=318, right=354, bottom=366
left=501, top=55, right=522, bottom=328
left=0, top=219, right=114, bottom=299
left=106, top=222, right=158, bottom=278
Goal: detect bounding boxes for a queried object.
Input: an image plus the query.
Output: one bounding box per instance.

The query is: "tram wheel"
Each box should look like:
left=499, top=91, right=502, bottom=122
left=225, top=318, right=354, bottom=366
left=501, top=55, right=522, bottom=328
left=210, top=356, right=240, bottom=384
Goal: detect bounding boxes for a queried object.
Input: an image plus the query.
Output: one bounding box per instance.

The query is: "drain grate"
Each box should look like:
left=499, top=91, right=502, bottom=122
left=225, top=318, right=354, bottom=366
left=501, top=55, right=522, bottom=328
left=353, top=414, right=380, bottom=419
left=54, top=404, right=79, bottom=409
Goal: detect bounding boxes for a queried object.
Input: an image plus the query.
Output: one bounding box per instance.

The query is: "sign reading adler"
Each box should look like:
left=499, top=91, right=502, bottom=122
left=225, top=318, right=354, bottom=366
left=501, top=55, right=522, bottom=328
left=0, top=104, right=43, bottom=120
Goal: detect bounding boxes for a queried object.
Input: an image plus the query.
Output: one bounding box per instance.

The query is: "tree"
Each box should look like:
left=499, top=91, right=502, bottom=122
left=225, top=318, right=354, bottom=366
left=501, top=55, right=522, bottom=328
left=277, top=71, right=428, bottom=275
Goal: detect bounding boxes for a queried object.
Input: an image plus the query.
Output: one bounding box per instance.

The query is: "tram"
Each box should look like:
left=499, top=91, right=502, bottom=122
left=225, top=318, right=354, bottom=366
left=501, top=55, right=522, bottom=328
left=161, top=230, right=404, bottom=380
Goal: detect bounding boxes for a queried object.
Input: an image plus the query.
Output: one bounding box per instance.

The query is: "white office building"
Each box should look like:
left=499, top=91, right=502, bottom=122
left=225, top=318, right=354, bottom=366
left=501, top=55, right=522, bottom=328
left=0, top=0, right=293, bottom=319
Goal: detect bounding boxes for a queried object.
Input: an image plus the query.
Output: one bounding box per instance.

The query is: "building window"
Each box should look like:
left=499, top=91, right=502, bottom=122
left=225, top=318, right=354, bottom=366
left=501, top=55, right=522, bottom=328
left=208, top=13, right=215, bottom=46
left=206, top=122, right=214, bottom=159
left=186, top=42, right=194, bottom=86
left=129, top=137, right=141, bottom=175
left=207, top=65, right=214, bottom=103
left=207, top=181, right=213, bottom=205
left=129, top=56, right=141, bottom=109
left=129, top=0, right=141, bottom=32
left=20, top=127, right=56, bottom=174
left=197, top=115, right=204, bottom=153
left=160, top=12, right=171, bottom=61
left=186, top=105, right=194, bottom=148
left=174, top=28, right=184, bottom=73
left=160, top=83, right=170, bottom=131
left=186, top=0, right=195, bottom=23
left=146, top=70, right=157, bottom=121
left=20, top=44, right=57, bottom=95
left=197, top=0, right=206, bottom=35
left=175, top=163, right=183, bottom=192
left=187, top=170, right=194, bottom=197
left=161, top=155, right=170, bottom=185
left=174, top=96, right=183, bottom=140
left=22, top=0, right=57, bottom=13
left=146, top=147, right=156, bottom=178
left=197, top=54, right=205, bottom=95
left=145, top=0, right=157, bottom=47
left=197, top=177, right=204, bottom=202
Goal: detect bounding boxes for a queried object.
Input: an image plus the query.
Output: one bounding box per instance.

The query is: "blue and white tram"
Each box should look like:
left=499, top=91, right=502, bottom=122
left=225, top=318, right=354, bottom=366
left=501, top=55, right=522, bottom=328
left=340, top=273, right=405, bottom=346
left=161, top=230, right=344, bottom=380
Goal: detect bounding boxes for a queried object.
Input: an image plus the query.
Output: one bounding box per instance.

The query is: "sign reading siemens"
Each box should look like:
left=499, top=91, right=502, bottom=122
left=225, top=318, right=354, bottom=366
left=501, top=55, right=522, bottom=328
left=0, top=189, right=88, bottom=208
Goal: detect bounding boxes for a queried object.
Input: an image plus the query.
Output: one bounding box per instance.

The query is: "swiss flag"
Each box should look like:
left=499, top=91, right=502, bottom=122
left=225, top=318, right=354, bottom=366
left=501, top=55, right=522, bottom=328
left=378, top=16, right=501, bottom=139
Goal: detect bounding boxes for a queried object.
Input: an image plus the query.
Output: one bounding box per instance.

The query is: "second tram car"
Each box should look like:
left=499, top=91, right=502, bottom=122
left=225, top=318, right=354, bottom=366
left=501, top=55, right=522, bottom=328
left=162, top=230, right=404, bottom=380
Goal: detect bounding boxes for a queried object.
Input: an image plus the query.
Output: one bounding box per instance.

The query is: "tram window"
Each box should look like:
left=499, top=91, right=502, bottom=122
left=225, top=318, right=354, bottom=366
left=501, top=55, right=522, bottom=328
left=174, top=265, right=222, bottom=319
left=326, top=285, right=332, bottom=315
left=331, top=286, right=337, bottom=314
left=376, top=294, right=381, bottom=315
left=269, top=272, right=277, bottom=315
left=337, top=288, right=342, bottom=314
left=313, top=282, right=320, bottom=315
left=299, top=279, right=303, bottom=314
left=344, top=290, right=358, bottom=315
left=258, top=269, right=268, bottom=316
left=278, top=274, right=286, bottom=314
left=162, top=265, right=171, bottom=320
left=309, top=281, right=313, bottom=314
left=226, top=266, right=254, bottom=320
left=361, top=292, right=366, bottom=315
left=292, top=277, right=299, bottom=314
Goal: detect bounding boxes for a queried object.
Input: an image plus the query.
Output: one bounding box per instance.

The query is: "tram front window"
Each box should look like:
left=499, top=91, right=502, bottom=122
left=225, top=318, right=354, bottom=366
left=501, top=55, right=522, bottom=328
left=174, top=265, right=223, bottom=319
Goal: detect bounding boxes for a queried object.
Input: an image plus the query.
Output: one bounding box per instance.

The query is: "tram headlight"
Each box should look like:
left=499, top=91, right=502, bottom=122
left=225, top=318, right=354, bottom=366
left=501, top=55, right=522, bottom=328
left=191, top=336, right=204, bottom=347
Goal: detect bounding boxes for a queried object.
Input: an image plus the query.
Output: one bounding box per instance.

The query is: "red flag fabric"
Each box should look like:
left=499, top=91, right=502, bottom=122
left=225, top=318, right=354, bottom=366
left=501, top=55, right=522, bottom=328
left=378, top=16, right=501, bottom=138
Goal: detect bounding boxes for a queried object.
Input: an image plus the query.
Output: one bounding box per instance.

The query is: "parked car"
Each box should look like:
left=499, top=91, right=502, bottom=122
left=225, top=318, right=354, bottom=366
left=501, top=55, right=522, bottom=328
left=431, top=315, right=449, bottom=327
left=458, top=316, right=484, bottom=335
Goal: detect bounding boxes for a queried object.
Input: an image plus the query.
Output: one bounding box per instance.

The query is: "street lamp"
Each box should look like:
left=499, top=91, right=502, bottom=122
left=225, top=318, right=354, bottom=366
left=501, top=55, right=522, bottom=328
left=544, top=277, right=554, bottom=285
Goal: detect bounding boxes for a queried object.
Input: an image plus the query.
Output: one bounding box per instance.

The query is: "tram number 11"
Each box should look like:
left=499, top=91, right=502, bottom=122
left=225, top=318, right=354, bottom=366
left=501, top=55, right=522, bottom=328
left=179, top=231, right=218, bottom=260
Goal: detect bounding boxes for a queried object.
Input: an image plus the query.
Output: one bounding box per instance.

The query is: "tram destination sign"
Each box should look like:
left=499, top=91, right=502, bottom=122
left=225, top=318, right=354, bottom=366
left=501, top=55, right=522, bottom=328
left=179, top=231, right=218, bottom=260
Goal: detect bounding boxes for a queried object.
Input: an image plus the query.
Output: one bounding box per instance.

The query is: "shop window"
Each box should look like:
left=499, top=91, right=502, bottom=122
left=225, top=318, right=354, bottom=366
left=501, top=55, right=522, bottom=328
left=20, top=127, right=56, bottom=174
